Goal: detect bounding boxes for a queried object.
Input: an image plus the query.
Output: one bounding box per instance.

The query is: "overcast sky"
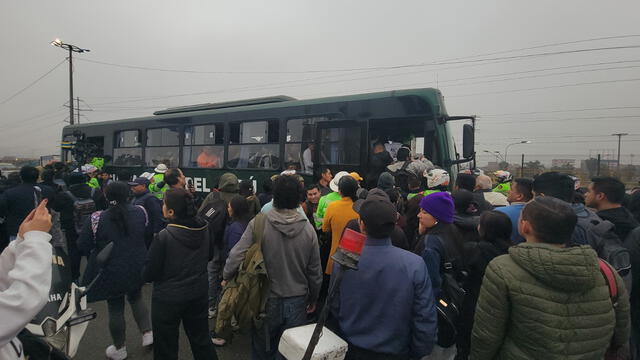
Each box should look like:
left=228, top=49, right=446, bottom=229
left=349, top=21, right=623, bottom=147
left=1, top=0, right=640, bottom=165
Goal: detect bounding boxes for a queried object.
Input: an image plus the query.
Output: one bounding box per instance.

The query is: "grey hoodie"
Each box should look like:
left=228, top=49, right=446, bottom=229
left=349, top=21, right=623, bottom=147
left=223, top=208, right=322, bottom=303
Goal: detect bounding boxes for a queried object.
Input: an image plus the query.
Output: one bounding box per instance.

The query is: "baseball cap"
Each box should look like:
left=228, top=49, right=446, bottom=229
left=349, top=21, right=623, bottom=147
left=359, top=194, right=397, bottom=238
left=128, top=177, right=150, bottom=187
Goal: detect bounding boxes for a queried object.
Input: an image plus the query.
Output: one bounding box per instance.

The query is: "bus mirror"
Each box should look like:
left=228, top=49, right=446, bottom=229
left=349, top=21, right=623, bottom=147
left=462, top=124, right=474, bottom=159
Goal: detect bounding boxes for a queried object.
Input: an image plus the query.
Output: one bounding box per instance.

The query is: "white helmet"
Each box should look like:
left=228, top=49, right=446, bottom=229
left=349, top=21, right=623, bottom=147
left=494, top=170, right=513, bottom=183
left=424, top=169, right=450, bottom=189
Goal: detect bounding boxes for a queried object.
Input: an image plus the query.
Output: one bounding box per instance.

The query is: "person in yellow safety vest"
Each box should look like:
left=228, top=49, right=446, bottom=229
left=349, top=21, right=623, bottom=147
left=90, top=157, right=105, bottom=170
left=314, top=171, right=351, bottom=229
left=148, top=164, right=169, bottom=200
left=493, top=170, right=512, bottom=197
left=408, top=168, right=450, bottom=199
left=81, top=164, right=100, bottom=189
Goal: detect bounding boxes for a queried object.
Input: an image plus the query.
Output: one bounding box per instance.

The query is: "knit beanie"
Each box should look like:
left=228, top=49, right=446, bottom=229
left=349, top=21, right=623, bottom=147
left=377, top=172, right=395, bottom=191
left=419, top=192, right=455, bottom=224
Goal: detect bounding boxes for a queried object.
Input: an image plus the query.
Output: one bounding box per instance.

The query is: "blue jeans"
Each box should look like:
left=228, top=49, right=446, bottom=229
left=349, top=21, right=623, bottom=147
left=251, top=295, right=307, bottom=360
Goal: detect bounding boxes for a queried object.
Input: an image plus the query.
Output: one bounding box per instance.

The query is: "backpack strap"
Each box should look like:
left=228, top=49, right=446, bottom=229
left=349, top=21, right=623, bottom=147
left=66, top=190, right=79, bottom=203
left=598, top=258, right=619, bottom=304
left=252, top=213, right=267, bottom=247
left=400, top=160, right=411, bottom=171
left=135, top=204, right=150, bottom=227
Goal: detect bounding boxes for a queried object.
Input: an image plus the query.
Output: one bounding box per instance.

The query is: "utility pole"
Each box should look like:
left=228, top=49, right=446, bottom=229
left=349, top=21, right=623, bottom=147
left=612, top=133, right=628, bottom=175
left=76, top=97, right=80, bottom=124
left=51, top=39, right=90, bottom=126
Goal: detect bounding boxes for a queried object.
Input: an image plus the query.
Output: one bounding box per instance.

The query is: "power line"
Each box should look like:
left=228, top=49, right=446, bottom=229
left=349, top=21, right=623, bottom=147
left=481, top=106, right=640, bottom=117
left=480, top=114, right=640, bottom=125
left=0, top=59, right=67, bottom=105
left=448, top=77, right=640, bottom=98
left=77, top=43, right=640, bottom=75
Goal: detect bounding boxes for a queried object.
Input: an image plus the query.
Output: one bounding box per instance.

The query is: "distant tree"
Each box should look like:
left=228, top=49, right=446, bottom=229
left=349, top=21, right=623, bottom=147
left=499, top=161, right=509, bottom=170
left=524, top=160, right=545, bottom=175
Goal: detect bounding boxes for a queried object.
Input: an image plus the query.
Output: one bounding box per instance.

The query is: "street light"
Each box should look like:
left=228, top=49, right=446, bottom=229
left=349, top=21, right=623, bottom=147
left=51, top=39, right=90, bottom=125
left=483, top=150, right=504, bottom=162
left=504, top=140, right=531, bottom=165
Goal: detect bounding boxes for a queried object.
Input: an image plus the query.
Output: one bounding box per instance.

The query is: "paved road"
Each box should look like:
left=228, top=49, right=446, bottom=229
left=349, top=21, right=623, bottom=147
left=75, top=284, right=251, bottom=359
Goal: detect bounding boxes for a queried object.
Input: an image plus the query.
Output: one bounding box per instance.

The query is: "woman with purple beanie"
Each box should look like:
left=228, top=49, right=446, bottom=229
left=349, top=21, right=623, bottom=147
left=415, top=192, right=466, bottom=358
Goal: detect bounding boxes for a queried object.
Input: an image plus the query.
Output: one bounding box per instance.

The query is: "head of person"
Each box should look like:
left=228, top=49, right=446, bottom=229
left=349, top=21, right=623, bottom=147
left=478, top=210, right=512, bottom=249
left=154, top=163, right=168, bottom=175
left=239, top=180, right=255, bottom=197
left=452, top=189, right=479, bottom=216
left=273, top=175, right=303, bottom=210
left=396, top=147, right=411, bottom=161
left=377, top=172, right=395, bottom=191
left=164, top=168, right=186, bottom=188
left=407, top=174, right=422, bottom=192
left=104, top=182, right=132, bottom=235
left=218, top=172, right=239, bottom=193
left=128, top=177, right=150, bottom=195
left=475, top=174, right=493, bottom=191
left=424, top=169, right=450, bottom=191
left=330, top=171, right=351, bottom=193
left=418, top=192, right=455, bottom=230
left=455, top=173, right=476, bottom=192
left=519, top=196, right=577, bottom=245
left=349, top=172, right=363, bottom=186
left=508, top=178, right=534, bottom=203
left=20, top=166, right=39, bottom=184
left=373, top=141, right=385, bottom=154
left=98, top=170, right=110, bottom=181
left=532, top=172, right=574, bottom=203
left=585, top=176, right=626, bottom=210
left=306, top=184, right=321, bottom=204
left=319, top=167, right=332, bottom=184
left=338, top=176, right=358, bottom=202
left=163, top=188, right=197, bottom=221
left=359, top=193, right=397, bottom=238
left=41, top=169, right=55, bottom=184
left=228, top=194, right=251, bottom=223
left=262, top=178, right=273, bottom=194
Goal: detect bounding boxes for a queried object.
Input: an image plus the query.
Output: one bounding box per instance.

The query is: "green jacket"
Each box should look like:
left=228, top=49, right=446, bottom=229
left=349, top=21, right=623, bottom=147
left=87, top=177, right=100, bottom=189
left=471, top=243, right=630, bottom=360
left=314, top=192, right=341, bottom=229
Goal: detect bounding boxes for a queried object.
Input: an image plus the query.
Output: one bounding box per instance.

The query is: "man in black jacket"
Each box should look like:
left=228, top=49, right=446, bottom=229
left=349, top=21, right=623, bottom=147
left=129, top=177, right=165, bottom=247
left=56, top=172, right=106, bottom=281
left=586, top=176, right=639, bottom=241
left=0, top=166, right=55, bottom=240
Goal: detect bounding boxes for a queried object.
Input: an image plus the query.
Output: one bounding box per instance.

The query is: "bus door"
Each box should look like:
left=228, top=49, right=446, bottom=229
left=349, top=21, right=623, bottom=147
left=314, top=120, right=365, bottom=176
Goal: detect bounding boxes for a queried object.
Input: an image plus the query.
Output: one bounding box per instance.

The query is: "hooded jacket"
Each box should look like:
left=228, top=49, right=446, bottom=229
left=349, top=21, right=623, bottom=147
left=143, top=218, right=213, bottom=303
left=597, top=206, right=639, bottom=242
left=471, top=243, right=630, bottom=360
left=200, top=173, right=239, bottom=211
left=223, top=208, right=322, bottom=303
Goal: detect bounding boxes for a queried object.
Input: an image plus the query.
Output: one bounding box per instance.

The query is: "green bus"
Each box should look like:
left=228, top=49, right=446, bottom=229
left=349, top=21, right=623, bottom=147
left=61, top=88, right=475, bottom=192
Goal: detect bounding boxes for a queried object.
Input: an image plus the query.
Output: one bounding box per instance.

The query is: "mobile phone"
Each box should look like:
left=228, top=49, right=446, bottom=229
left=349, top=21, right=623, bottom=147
left=33, top=186, right=43, bottom=206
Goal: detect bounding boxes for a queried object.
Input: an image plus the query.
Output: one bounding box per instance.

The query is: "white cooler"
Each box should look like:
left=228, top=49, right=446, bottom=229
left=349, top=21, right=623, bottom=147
left=278, top=324, right=348, bottom=360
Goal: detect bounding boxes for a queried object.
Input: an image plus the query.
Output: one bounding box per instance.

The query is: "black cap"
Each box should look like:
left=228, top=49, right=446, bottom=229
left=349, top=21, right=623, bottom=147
left=359, top=196, right=396, bottom=238
left=128, top=177, right=150, bottom=187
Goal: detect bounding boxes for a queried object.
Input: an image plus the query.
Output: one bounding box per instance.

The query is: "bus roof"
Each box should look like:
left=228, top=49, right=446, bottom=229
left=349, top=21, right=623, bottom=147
left=64, top=87, right=444, bottom=130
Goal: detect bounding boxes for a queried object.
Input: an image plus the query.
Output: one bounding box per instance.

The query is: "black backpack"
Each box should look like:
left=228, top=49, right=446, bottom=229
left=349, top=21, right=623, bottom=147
left=434, top=237, right=467, bottom=348
left=392, top=160, right=413, bottom=193
left=198, top=192, right=229, bottom=245
left=66, top=189, right=96, bottom=234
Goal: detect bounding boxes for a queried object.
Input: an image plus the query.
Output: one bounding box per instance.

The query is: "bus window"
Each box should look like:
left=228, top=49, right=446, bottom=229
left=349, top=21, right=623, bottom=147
left=183, top=124, right=224, bottom=168
left=284, top=117, right=325, bottom=173
left=228, top=120, right=280, bottom=170
left=113, top=130, right=143, bottom=166
left=145, top=127, right=179, bottom=168
left=319, top=127, right=361, bottom=165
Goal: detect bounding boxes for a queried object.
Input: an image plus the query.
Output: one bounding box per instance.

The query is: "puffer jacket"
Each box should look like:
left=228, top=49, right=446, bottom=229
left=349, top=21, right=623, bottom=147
left=471, top=243, right=630, bottom=360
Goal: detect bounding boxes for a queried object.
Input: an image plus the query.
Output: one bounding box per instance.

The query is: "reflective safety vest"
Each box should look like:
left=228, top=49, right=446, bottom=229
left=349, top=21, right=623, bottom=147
left=87, top=177, right=100, bottom=189
left=91, top=157, right=105, bottom=170
left=314, top=192, right=342, bottom=229
left=149, top=173, right=168, bottom=200
left=493, top=182, right=511, bottom=196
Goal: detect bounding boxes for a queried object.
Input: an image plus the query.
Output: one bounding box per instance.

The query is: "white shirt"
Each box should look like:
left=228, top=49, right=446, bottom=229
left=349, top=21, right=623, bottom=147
left=0, top=231, right=52, bottom=360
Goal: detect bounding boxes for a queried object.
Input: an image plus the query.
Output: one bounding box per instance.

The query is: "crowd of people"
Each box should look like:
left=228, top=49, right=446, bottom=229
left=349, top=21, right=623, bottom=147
left=1, top=152, right=640, bottom=360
